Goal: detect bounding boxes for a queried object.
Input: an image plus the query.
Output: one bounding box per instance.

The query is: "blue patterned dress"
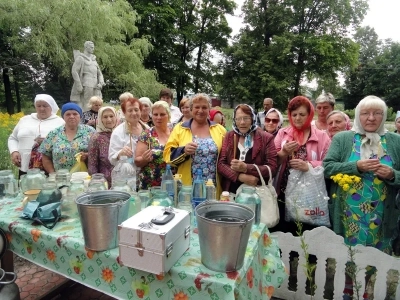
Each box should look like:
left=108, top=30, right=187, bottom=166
left=191, top=137, right=218, bottom=183
left=343, top=133, right=392, bottom=252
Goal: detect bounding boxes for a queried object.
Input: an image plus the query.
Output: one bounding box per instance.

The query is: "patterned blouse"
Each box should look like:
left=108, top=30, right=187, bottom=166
left=191, top=136, right=218, bottom=183
left=137, top=127, right=167, bottom=190
left=81, top=110, right=98, bottom=128
left=39, top=124, right=96, bottom=171
left=88, top=132, right=113, bottom=187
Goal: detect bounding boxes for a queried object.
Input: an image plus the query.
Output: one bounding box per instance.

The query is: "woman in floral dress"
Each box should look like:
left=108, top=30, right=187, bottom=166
left=88, top=106, right=118, bottom=188
left=135, top=101, right=171, bottom=190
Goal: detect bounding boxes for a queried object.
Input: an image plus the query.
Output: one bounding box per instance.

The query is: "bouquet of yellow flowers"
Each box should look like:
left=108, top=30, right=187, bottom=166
left=330, top=173, right=361, bottom=197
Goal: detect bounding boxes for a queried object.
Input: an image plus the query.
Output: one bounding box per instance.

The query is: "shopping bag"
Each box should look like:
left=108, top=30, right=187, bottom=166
left=237, top=165, right=279, bottom=228
left=21, top=201, right=61, bottom=229
left=285, top=165, right=330, bottom=227
left=70, top=153, right=88, bottom=173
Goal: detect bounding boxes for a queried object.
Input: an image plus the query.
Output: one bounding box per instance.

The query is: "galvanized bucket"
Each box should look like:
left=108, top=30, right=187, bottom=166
left=195, top=201, right=254, bottom=272
left=76, top=191, right=130, bottom=251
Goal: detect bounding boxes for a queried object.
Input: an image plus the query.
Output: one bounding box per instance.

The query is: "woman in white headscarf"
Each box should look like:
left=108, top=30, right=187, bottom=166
left=395, top=111, right=400, bottom=134
left=324, top=96, right=400, bottom=253
left=8, top=94, right=65, bottom=176
left=264, top=108, right=284, bottom=138
left=88, top=106, right=118, bottom=187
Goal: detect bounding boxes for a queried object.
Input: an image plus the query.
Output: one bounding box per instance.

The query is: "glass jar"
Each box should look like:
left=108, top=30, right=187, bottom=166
left=138, top=190, right=151, bottom=211
left=56, top=169, right=71, bottom=188
left=0, top=170, right=18, bottom=198
left=68, top=180, right=85, bottom=196
left=47, top=172, right=57, bottom=183
left=88, top=173, right=107, bottom=191
left=235, top=186, right=261, bottom=226
left=111, top=179, right=133, bottom=193
left=178, top=185, right=193, bottom=223
left=20, top=168, right=46, bottom=193
left=36, top=182, right=62, bottom=206
left=149, top=190, right=173, bottom=207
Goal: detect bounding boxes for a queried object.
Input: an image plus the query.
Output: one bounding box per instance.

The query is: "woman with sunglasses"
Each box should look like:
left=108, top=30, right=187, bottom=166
left=264, top=108, right=284, bottom=138
left=218, top=104, right=277, bottom=194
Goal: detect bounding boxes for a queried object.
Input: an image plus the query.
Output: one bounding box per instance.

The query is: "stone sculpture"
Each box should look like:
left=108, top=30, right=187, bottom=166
left=70, top=41, right=105, bottom=108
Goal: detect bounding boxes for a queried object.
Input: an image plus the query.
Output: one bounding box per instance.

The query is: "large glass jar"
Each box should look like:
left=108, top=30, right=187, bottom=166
left=68, top=180, right=85, bottom=196
left=0, top=170, right=18, bottom=198
left=178, top=185, right=193, bottom=223
left=149, top=190, right=173, bottom=207
left=235, top=186, right=261, bottom=226
left=55, top=169, right=71, bottom=188
left=20, top=168, right=46, bottom=193
left=36, top=182, right=62, bottom=206
left=88, top=173, right=108, bottom=191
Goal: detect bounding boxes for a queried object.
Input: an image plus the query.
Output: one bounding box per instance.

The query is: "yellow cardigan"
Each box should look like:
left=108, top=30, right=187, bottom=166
left=163, top=119, right=226, bottom=198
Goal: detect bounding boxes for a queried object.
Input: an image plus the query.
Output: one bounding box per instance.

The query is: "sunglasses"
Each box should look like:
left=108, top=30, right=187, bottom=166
left=265, top=118, right=279, bottom=124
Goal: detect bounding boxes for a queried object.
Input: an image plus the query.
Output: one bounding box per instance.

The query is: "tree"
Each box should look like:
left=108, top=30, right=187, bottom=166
left=0, top=0, right=162, bottom=106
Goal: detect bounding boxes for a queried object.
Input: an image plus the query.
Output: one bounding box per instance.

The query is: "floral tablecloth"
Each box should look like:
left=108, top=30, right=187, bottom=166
left=0, top=198, right=287, bottom=300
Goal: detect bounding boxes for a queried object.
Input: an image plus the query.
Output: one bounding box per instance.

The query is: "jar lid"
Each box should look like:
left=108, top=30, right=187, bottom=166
left=221, top=191, right=229, bottom=196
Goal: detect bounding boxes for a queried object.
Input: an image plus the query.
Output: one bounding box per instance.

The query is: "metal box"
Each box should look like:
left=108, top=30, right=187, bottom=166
left=118, top=206, right=190, bottom=275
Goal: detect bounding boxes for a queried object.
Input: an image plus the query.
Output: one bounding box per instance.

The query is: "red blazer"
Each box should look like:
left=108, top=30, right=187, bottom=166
left=217, top=129, right=278, bottom=192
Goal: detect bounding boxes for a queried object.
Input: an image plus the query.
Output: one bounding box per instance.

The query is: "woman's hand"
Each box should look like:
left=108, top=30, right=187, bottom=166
left=238, top=173, right=259, bottom=186
left=80, top=152, right=89, bottom=162
left=11, top=151, right=21, bottom=167
left=356, top=159, right=380, bottom=173
left=289, top=159, right=309, bottom=172
left=375, top=164, right=395, bottom=180
left=118, top=146, right=133, bottom=158
left=282, top=141, right=299, bottom=156
left=184, top=142, right=198, bottom=155
left=34, top=136, right=45, bottom=145
left=230, top=159, right=247, bottom=173
left=141, top=149, right=154, bottom=163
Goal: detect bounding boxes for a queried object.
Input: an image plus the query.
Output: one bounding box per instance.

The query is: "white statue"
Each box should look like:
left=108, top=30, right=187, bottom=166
left=70, top=41, right=105, bottom=108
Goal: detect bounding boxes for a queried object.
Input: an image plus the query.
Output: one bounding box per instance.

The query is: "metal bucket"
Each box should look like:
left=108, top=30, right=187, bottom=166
left=76, top=191, right=130, bottom=251
left=195, top=201, right=254, bottom=272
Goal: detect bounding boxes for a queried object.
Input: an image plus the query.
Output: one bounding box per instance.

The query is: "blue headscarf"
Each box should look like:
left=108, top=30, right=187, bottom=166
left=232, top=104, right=257, bottom=149
left=61, top=102, right=83, bottom=118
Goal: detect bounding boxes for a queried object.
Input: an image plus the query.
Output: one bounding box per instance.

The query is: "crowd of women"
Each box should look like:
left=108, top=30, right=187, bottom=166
left=8, top=91, right=400, bottom=272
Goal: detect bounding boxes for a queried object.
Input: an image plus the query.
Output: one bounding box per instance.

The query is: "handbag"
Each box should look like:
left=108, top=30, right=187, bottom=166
left=21, top=201, right=61, bottom=229
left=237, top=164, right=280, bottom=228
left=285, top=165, right=330, bottom=227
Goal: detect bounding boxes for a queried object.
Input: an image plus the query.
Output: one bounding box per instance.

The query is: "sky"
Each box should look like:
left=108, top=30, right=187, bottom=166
left=226, top=0, right=400, bottom=42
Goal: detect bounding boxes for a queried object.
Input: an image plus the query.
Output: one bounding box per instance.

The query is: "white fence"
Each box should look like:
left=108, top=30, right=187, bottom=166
left=272, top=227, right=400, bottom=300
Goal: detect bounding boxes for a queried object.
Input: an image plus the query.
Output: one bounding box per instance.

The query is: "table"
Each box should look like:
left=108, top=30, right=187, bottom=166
left=0, top=198, right=287, bottom=300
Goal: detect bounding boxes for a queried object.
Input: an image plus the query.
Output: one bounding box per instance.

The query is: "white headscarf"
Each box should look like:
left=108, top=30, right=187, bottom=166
left=351, top=95, right=387, bottom=160
left=396, top=111, right=400, bottom=122
left=34, top=94, right=59, bottom=114
left=97, top=106, right=117, bottom=133
left=265, top=108, right=284, bottom=132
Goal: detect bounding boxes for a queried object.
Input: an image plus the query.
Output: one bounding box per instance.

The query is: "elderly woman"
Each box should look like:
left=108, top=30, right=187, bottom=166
left=326, top=110, right=351, bottom=138
left=209, top=109, right=226, bottom=127
left=88, top=106, right=118, bottom=187
left=8, top=94, right=65, bottom=176
left=273, top=96, right=331, bottom=233
left=218, top=104, right=277, bottom=194
left=39, top=103, right=96, bottom=173
left=109, top=97, right=149, bottom=191
left=135, top=101, right=171, bottom=189
left=174, top=98, right=192, bottom=125
left=139, top=97, right=153, bottom=127
left=323, top=96, right=400, bottom=299
left=312, top=92, right=335, bottom=131
left=116, top=92, right=134, bottom=123
left=81, top=96, right=103, bottom=128
left=395, top=111, right=400, bottom=134
left=264, top=108, right=284, bottom=138
left=164, top=93, right=226, bottom=197
left=324, top=96, right=400, bottom=253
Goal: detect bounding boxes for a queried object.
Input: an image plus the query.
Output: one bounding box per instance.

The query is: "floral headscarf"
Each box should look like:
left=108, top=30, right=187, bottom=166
left=232, top=104, right=257, bottom=149
left=97, top=106, right=117, bottom=133
left=265, top=108, right=284, bottom=133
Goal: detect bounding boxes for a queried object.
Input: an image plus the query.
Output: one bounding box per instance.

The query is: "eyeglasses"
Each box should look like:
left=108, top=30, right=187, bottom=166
left=359, top=112, right=384, bottom=118
left=234, top=117, right=252, bottom=122
left=265, top=118, right=279, bottom=124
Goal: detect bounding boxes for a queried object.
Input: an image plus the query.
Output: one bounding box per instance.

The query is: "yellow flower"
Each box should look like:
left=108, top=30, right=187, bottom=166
left=342, top=184, right=350, bottom=191
left=332, top=193, right=337, bottom=199
left=353, top=177, right=361, bottom=183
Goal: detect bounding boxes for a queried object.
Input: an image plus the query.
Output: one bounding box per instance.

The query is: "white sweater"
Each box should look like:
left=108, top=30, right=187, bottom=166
left=8, top=113, right=65, bottom=172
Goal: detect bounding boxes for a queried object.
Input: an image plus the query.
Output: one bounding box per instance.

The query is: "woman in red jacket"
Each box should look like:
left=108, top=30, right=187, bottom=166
left=217, top=104, right=277, bottom=195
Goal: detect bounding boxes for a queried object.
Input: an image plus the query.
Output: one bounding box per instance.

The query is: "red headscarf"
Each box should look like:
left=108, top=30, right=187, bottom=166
left=209, top=109, right=223, bottom=123
left=287, top=96, right=314, bottom=145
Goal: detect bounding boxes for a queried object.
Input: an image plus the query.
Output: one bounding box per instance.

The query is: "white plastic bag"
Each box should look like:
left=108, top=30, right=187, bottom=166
left=285, top=165, right=330, bottom=227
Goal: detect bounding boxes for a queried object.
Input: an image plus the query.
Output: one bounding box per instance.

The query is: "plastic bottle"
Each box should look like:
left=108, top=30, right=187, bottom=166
left=161, top=164, right=175, bottom=204
left=220, top=191, right=230, bottom=202
left=192, top=169, right=206, bottom=227
left=111, top=156, right=136, bottom=191
left=205, top=178, right=216, bottom=200
left=235, top=186, right=261, bottom=226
